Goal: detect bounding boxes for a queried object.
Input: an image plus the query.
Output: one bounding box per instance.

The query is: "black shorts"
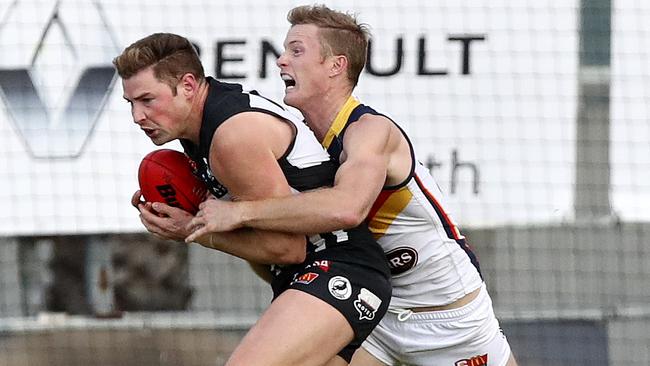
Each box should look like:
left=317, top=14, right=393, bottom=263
left=271, top=258, right=392, bottom=362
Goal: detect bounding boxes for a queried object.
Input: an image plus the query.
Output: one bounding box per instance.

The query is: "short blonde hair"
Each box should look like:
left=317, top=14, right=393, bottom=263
left=288, top=5, right=369, bottom=87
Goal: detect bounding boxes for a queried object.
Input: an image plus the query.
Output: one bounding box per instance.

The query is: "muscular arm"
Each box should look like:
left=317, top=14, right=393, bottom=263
left=140, top=112, right=307, bottom=265
left=199, top=112, right=308, bottom=263
left=186, top=114, right=397, bottom=238
left=137, top=200, right=302, bottom=265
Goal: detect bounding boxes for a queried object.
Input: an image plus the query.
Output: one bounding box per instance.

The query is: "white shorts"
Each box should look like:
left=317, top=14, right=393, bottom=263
left=362, top=283, right=512, bottom=366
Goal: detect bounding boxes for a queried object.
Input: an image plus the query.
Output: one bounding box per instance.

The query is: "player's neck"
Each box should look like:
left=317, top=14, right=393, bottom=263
left=184, top=82, right=209, bottom=144
left=302, top=91, right=352, bottom=142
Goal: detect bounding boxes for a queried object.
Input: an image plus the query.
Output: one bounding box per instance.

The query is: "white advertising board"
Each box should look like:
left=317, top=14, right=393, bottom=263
left=2, top=0, right=643, bottom=235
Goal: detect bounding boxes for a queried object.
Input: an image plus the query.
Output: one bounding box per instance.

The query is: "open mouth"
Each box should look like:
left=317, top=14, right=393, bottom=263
left=142, top=127, right=157, bottom=137
left=281, top=74, right=296, bottom=88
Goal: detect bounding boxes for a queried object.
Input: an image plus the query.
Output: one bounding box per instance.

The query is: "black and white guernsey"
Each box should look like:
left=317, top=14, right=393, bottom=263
left=180, top=78, right=389, bottom=273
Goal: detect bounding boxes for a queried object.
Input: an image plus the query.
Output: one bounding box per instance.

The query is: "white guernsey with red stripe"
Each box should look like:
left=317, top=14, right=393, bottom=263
left=324, top=96, right=483, bottom=308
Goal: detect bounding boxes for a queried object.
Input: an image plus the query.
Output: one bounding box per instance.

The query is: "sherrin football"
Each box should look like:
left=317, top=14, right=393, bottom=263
left=138, top=149, right=208, bottom=214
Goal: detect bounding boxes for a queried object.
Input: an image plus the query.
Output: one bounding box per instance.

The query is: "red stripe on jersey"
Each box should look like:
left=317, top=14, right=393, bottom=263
left=367, top=189, right=396, bottom=223
left=413, top=174, right=461, bottom=241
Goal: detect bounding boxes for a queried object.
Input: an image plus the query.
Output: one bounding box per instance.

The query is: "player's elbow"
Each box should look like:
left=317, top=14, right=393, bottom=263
left=277, top=250, right=306, bottom=265
left=334, top=206, right=367, bottom=229
left=267, top=235, right=306, bottom=264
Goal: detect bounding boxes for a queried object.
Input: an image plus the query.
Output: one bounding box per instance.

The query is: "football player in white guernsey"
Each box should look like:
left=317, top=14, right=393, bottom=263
left=115, top=32, right=392, bottom=366
left=186, top=5, right=518, bottom=366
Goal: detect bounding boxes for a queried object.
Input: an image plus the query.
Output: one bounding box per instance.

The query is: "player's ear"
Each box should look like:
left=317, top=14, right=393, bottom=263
left=330, top=55, right=348, bottom=78
left=178, top=73, right=199, bottom=96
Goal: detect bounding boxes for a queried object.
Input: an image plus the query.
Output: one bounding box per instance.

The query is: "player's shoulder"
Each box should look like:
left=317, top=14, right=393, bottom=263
left=346, top=112, right=393, bottom=142
left=213, top=111, right=291, bottom=162
left=357, top=110, right=391, bottom=124
left=217, top=112, right=285, bottom=142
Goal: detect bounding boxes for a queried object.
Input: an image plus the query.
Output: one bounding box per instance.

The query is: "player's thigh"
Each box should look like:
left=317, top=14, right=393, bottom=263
left=349, top=347, right=389, bottom=366
left=323, top=355, right=353, bottom=366
left=225, top=289, right=354, bottom=366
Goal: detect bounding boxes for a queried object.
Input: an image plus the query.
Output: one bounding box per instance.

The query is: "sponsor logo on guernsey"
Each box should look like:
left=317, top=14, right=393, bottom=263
left=354, top=288, right=382, bottom=321
left=385, top=247, right=419, bottom=275
left=328, top=276, right=352, bottom=300
left=292, top=272, right=319, bottom=285
left=454, top=354, right=488, bottom=366
left=312, top=260, right=331, bottom=272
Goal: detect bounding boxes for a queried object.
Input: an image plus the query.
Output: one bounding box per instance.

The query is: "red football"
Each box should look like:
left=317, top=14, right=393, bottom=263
left=138, top=149, right=208, bottom=214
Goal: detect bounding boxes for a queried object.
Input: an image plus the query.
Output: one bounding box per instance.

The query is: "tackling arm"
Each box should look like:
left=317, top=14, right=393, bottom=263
left=185, top=114, right=394, bottom=238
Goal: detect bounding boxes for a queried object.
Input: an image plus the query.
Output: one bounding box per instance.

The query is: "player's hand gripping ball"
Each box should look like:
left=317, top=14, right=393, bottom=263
left=138, top=149, right=208, bottom=215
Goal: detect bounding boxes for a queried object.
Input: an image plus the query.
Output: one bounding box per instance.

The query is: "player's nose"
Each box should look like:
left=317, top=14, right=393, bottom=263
left=276, top=53, right=288, bottom=68
left=132, top=106, right=147, bottom=125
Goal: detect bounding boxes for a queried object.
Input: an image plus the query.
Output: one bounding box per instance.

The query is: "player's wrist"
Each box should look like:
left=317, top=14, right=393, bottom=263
left=237, top=201, right=254, bottom=229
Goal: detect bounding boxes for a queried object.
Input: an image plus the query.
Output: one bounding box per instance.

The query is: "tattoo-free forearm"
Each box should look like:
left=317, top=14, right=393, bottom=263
left=193, top=228, right=306, bottom=265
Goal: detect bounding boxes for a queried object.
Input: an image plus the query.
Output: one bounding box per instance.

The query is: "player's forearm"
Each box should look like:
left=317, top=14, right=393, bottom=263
left=195, top=229, right=306, bottom=265
left=239, top=187, right=368, bottom=234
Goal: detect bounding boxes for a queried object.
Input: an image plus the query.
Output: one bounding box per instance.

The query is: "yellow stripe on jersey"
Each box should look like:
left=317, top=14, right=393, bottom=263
left=368, top=187, right=413, bottom=239
left=322, top=96, right=361, bottom=149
